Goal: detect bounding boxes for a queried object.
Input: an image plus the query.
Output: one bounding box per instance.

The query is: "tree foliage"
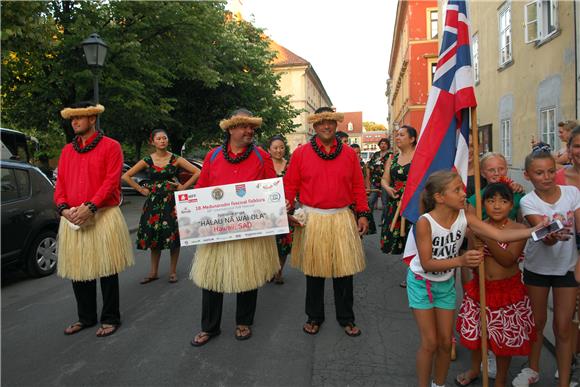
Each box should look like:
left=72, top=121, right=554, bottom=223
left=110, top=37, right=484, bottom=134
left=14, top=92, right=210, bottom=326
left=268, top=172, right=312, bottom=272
left=362, top=121, right=387, bottom=132
left=1, top=1, right=299, bottom=160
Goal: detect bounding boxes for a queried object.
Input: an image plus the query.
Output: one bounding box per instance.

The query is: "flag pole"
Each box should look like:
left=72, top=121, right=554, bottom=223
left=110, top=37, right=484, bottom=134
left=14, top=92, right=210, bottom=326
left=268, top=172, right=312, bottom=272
left=470, top=106, right=489, bottom=387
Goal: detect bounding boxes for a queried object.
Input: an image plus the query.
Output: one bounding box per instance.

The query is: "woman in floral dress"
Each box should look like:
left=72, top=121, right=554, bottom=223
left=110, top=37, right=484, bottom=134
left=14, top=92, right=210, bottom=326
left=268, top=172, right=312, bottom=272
left=380, top=126, right=417, bottom=286
left=268, top=135, right=292, bottom=284
left=122, top=129, right=200, bottom=284
left=350, top=143, right=376, bottom=234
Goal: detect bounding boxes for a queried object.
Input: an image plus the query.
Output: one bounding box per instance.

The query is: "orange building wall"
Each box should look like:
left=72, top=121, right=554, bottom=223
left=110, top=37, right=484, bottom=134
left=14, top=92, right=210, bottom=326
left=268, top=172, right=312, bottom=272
left=389, top=0, right=438, bottom=134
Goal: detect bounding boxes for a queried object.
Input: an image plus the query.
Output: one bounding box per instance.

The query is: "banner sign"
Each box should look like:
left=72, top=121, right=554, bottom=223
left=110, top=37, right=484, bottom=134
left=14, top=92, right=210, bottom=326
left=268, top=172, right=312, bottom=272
left=175, top=178, right=289, bottom=246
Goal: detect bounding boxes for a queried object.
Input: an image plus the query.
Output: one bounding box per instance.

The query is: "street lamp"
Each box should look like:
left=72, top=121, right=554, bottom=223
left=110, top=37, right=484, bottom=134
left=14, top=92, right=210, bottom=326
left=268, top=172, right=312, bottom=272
left=81, top=33, right=108, bottom=131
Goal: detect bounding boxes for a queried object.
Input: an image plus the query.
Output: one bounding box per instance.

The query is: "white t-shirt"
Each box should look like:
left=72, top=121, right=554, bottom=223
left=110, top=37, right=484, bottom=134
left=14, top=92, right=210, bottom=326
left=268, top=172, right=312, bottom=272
left=520, top=185, right=580, bottom=276
left=409, top=210, right=467, bottom=282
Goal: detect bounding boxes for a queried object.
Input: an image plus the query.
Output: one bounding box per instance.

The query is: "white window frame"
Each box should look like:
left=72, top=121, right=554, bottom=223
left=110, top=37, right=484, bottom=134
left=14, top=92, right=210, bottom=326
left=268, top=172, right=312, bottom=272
left=525, top=0, right=558, bottom=44
left=500, top=119, right=512, bottom=164
left=472, top=33, right=479, bottom=83
left=429, top=10, right=438, bottom=40
left=540, top=107, right=557, bottom=149
left=498, top=4, right=512, bottom=66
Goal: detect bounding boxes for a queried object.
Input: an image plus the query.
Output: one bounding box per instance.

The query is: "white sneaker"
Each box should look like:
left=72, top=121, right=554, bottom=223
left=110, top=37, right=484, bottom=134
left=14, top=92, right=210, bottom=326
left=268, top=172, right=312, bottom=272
left=512, top=368, right=540, bottom=386
left=431, top=382, right=445, bottom=387
left=480, top=351, right=497, bottom=379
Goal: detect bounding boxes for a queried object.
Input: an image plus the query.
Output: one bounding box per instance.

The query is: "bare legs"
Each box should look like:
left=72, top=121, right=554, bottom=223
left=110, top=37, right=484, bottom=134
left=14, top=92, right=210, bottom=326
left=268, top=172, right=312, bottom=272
left=413, top=308, right=454, bottom=387
left=274, top=254, right=287, bottom=284
left=527, top=285, right=577, bottom=387
left=145, top=247, right=180, bottom=280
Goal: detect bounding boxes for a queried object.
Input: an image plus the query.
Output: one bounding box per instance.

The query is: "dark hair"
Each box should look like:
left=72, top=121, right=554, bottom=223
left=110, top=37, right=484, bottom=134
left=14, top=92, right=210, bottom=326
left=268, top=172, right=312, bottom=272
left=531, top=142, right=552, bottom=153
left=150, top=129, right=168, bottom=143
left=568, top=126, right=580, bottom=148
left=336, top=131, right=349, bottom=139
left=482, top=182, right=514, bottom=203
left=420, top=170, right=459, bottom=213
left=314, top=106, right=334, bottom=114
left=350, top=143, right=360, bottom=149
left=524, top=149, right=555, bottom=171
left=69, top=101, right=97, bottom=109
left=400, top=125, right=418, bottom=146
left=378, top=138, right=391, bottom=148
left=267, top=134, right=286, bottom=149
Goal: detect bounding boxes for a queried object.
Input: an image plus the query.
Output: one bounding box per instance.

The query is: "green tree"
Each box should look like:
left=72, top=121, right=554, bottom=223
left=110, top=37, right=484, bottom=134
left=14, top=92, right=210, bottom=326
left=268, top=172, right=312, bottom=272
left=1, top=1, right=299, bottom=161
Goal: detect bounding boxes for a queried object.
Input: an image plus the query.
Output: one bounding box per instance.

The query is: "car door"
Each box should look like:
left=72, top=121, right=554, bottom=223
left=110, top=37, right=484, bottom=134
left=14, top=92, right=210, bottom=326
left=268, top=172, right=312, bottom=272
left=1, top=166, right=33, bottom=264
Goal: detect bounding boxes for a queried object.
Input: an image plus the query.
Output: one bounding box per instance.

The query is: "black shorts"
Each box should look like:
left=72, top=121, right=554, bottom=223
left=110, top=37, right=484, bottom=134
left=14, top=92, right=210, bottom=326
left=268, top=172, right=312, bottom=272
left=523, top=269, right=578, bottom=288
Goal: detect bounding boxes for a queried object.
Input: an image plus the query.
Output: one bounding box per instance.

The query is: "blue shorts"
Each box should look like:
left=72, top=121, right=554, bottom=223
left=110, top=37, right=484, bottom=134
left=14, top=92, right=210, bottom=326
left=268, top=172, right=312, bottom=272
left=406, top=269, right=456, bottom=310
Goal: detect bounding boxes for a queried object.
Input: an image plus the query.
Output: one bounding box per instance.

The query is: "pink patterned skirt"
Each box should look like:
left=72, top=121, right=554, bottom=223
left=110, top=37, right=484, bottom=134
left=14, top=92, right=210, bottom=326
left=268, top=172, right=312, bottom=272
left=456, top=272, right=536, bottom=356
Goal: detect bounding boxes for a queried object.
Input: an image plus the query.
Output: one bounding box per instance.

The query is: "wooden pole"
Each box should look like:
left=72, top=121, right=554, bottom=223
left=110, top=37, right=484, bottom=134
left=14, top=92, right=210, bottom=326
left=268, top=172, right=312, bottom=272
left=471, top=106, right=489, bottom=387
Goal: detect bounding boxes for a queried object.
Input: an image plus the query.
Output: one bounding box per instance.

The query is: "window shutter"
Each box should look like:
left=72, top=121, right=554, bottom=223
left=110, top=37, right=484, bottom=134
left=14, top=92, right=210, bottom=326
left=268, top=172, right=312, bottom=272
left=524, top=0, right=539, bottom=43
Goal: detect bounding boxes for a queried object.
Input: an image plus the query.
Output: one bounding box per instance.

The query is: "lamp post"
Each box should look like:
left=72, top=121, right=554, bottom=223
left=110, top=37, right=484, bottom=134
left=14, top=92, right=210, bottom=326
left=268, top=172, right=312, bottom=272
left=81, top=33, right=108, bottom=131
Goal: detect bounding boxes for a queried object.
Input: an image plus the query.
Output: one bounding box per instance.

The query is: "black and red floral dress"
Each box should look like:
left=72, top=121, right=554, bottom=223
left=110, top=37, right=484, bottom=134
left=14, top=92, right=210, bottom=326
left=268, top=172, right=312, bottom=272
left=380, top=153, right=412, bottom=254
left=136, top=154, right=180, bottom=251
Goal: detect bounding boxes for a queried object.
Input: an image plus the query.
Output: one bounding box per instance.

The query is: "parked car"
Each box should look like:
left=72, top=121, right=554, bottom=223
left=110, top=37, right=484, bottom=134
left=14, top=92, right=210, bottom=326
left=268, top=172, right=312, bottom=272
left=1, top=127, right=38, bottom=163
left=121, top=163, right=150, bottom=193
left=177, top=158, right=203, bottom=185
left=1, top=160, right=59, bottom=277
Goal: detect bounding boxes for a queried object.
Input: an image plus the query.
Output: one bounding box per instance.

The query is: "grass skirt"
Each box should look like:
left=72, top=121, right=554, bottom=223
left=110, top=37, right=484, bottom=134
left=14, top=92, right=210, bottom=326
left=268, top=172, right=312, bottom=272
left=57, top=207, right=134, bottom=281
left=291, top=207, right=365, bottom=278
left=190, top=236, right=279, bottom=293
left=456, top=272, right=536, bottom=356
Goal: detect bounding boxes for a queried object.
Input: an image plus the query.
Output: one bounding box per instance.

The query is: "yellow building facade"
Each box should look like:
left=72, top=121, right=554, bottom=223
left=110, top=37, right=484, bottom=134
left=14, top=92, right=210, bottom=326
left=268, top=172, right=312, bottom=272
left=270, top=41, right=333, bottom=151
left=461, top=0, right=578, bottom=181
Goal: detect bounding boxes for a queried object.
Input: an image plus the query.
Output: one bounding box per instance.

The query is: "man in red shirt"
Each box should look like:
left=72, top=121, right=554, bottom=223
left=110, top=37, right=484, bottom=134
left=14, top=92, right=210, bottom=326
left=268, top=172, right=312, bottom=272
left=55, top=101, right=133, bottom=338
left=284, top=106, right=370, bottom=337
left=190, top=109, right=280, bottom=347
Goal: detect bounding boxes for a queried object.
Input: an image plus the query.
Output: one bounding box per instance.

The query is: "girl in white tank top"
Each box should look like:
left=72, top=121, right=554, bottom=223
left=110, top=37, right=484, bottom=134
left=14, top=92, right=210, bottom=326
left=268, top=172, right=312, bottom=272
left=408, top=171, right=537, bottom=387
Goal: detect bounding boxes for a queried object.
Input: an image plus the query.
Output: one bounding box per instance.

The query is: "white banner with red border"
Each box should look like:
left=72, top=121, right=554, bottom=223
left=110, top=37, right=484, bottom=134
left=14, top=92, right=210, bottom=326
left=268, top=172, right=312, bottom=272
left=174, top=177, right=289, bottom=246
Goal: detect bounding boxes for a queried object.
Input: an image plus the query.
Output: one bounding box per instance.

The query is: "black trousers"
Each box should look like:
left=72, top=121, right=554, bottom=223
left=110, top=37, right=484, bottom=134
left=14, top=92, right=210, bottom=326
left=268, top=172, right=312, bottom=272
left=72, top=274, right=120, bottom=326
left=305, top=275, right=355, bottom=326
left=201, top=289, right=258, bottom=333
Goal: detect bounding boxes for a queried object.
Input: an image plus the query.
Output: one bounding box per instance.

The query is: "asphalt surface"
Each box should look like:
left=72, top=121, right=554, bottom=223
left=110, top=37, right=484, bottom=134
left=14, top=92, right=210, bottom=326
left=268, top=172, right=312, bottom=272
left=2, top=197, right=558, bottom=386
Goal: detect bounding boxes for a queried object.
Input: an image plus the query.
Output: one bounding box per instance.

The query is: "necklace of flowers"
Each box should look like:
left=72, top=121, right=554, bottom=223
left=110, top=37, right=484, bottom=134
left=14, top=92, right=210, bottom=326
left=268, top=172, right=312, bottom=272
left=72, top=131, right=104, bottom=154
left=222, top=139, right=254, bottom=164
left=310, top=135, right=342, bottom=160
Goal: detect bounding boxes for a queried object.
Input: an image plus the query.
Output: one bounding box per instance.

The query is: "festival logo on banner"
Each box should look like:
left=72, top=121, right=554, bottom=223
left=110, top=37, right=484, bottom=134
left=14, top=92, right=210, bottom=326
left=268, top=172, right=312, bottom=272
left=211, top=188, right=224, bottom=200
left=178, top=193, right=198, bottom=203
left=235, top=184, right=246, bottom=197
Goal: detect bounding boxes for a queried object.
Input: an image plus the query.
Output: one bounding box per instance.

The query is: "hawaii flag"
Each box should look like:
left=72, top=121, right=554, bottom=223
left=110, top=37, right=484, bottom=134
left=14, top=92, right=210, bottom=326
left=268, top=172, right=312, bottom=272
left=401, top=0, right=477, bottom=263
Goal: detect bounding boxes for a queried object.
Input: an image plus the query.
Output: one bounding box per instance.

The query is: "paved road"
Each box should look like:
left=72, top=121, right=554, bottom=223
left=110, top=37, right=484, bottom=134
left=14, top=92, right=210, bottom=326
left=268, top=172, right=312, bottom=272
left=2, top=203, right=558, bottom=386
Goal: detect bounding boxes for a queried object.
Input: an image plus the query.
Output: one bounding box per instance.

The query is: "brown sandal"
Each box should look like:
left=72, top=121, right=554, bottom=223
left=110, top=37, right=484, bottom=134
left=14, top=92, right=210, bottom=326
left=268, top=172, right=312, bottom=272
left=64, top=321, right=95, bottom=335
left=140, top=277, right=159, bottom=285
left=96, top=324, right=119, bottom=338
left=235, top=326, right=252, bottom=341
left=344, top=323, right=361, bottom=337
left=302, top=320, right=321, bottom=335
left=191, top=330, right=221, bottom=347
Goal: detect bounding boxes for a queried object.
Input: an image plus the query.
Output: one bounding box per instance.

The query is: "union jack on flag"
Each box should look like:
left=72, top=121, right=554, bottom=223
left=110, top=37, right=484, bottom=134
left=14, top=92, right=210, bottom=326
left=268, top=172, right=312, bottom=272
left=401, top=0, right=477, bottom=261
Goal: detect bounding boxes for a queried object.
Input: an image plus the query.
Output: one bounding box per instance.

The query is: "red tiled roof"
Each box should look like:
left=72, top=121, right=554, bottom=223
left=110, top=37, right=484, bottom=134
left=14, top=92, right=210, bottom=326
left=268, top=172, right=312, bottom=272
left=269, top=40, right=310, bottom=67
left=337, top=112, right=363, bottom=134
